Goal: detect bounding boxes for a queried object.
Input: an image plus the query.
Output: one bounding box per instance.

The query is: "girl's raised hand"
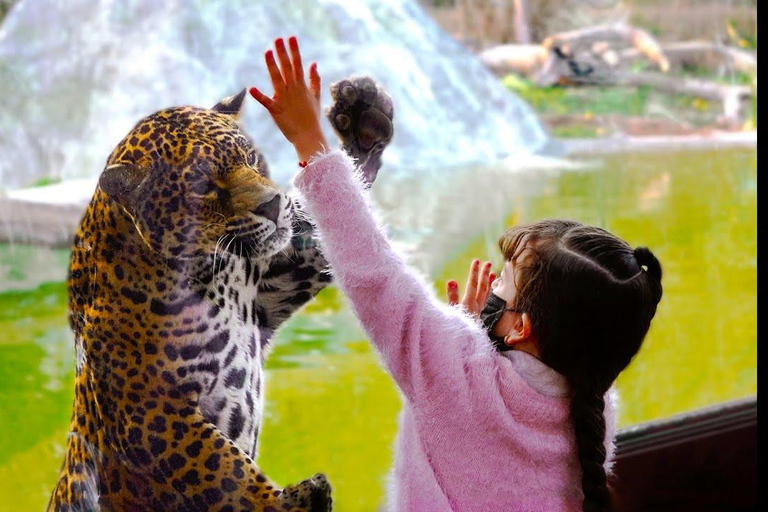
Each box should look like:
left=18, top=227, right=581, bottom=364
left=446, top=260, right=495, bottom=317
left=249, top=36, right=329, bottom=163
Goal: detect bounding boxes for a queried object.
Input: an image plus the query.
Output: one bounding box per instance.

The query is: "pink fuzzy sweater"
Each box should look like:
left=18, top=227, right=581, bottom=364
left=294, top=150, right=616, bottom=512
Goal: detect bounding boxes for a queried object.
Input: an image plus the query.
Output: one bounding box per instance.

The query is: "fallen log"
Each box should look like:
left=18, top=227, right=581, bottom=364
left=478, top=44, right=549, bottom=76
left=540, top=22, right=670, bottom=73
left=620, top=41, right=757, bottom=75
left=478, top=22, right=672, bottom=85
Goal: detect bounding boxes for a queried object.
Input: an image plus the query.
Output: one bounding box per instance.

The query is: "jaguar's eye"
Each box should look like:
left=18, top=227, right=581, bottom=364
left=247, top=151, right=258, bottom=167
left=190, top=179, right=216, bottom=196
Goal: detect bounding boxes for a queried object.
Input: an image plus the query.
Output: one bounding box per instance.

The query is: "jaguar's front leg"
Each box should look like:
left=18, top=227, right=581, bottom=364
left=327, top=76, right=394, bottom=188
left=254, top=213, right=331, bottom=350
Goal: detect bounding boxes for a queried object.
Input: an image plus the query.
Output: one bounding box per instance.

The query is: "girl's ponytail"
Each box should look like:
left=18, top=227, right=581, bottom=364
left=633, top=247, right=662, bottom=288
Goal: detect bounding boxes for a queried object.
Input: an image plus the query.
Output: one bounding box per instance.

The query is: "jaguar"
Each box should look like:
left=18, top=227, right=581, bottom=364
left=47, top=76, right=394, bottom=511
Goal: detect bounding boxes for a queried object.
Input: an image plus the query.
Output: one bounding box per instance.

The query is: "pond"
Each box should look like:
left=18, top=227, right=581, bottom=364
left=0, top=148, right=756, bottom=511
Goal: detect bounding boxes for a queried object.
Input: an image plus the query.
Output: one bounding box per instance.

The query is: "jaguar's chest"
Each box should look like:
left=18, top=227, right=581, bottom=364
left=185, top=257, right=267, bottom=457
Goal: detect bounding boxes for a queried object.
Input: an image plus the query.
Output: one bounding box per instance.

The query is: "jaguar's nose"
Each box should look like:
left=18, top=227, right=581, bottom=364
left=253, top=194, right=281, bottom=224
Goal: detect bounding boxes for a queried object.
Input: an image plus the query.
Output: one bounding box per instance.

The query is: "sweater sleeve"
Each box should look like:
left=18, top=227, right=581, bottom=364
left=293, top=149, right=491, bottom=405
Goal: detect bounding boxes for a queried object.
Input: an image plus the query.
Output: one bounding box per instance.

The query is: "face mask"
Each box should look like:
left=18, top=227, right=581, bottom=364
left=480, top=293, right=515, bottom=352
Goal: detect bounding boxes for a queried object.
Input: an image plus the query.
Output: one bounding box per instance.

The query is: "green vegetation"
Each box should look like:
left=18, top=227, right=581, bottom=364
left=503, top=74, right=649, bottom=117
left=727, top=18, right=757, bottom=50
left=29, top=176, right=62, bottom=188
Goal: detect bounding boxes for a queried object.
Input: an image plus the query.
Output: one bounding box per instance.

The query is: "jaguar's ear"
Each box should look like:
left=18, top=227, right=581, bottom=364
left=212, top=88, right=247, bottom=117
left=98, top=163, right=147, bottom=211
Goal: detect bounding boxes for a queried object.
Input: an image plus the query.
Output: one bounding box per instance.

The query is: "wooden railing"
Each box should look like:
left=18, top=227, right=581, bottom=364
left=611, top=395, right=757, bottom=511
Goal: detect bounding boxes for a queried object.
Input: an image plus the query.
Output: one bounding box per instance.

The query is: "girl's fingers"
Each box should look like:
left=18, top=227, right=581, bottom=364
left=288, top=36, right=305, bottom=83
left=446, top=281, right=459, bottom=306
left=249, top=87, right=275, bottom=111
left=265, top=50, right=285, bottom=92
left=476, top=262, right=492, bottom=301
left=274, top=38, right=294, bottom=85
left=464, top=259, right=480, bottom=296
left=309, top=62, right=321, bottom=102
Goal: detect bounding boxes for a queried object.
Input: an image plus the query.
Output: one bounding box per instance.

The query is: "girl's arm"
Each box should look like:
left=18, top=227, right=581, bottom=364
left=294, top=149, right=490, bottom=403
left=250, top=37, right=491, bottom=405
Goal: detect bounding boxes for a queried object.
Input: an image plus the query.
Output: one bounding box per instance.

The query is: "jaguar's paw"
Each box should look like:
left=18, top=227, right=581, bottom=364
left=327, top=76, right=394, bottom=187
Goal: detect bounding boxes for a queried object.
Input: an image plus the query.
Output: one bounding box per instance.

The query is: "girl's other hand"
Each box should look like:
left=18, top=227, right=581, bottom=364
left=249, top=36, right=329, bottom=162
left=446, top=260, right=495, bottom=317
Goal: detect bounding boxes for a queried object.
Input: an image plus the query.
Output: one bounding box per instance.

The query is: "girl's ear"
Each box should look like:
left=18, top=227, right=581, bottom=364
left=504, top=312, right=533, bottom=346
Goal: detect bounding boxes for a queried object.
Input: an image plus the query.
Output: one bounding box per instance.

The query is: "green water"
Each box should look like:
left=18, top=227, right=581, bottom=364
left=0, top=149, right=757, bottom=511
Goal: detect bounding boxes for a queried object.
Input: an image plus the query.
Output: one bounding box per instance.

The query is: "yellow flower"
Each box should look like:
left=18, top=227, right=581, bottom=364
left=692, top=98, right=709, bottom=111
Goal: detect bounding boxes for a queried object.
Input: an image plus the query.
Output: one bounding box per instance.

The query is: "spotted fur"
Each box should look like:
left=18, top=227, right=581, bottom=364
left=49, top=89, right=331, bottom=512
left=48, top=77, right=394, bottom=512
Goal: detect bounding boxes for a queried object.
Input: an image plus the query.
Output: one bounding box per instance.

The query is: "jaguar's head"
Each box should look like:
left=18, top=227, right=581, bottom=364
left=98, top=90, right=293, bottom=260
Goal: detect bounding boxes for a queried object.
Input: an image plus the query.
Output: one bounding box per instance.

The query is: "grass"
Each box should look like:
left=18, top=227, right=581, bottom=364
left=29, top=177, right=62, bottom=188
left=503, top=74, right=651, bottom=117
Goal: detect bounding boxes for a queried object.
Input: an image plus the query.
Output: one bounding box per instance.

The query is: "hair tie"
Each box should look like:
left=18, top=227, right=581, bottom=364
left=633, top=247, right=648, bottom=265
left=633, top=246, right=662, bottom=282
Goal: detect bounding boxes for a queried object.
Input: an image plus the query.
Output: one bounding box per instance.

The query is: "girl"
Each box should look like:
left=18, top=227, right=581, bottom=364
left=250, top=37, right=663, bottom=512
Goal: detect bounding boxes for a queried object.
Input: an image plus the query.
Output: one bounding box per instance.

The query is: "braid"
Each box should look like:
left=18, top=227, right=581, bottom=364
left=571, top=387, right=610, bottom=512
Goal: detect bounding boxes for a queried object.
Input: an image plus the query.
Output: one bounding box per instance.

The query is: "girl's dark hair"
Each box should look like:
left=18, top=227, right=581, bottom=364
left=499, top=219, right=662, bottom=512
